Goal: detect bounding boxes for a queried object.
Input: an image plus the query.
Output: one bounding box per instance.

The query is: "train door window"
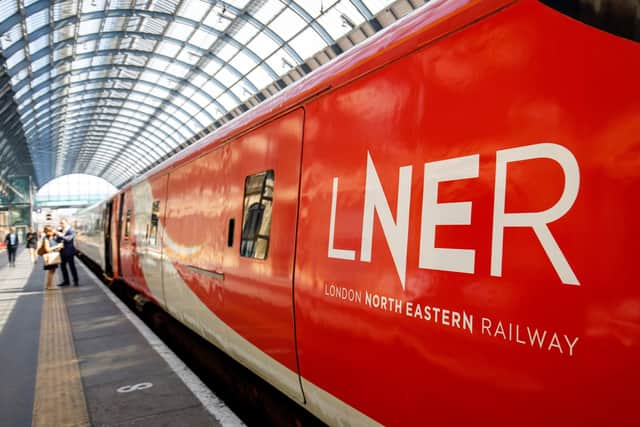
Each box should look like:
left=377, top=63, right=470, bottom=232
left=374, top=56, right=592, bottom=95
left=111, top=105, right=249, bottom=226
left=240, top=170, right=274, bottom=260
left=124, top=209, right=131, bottom=241
left=149, top=200, right=160, bottom=246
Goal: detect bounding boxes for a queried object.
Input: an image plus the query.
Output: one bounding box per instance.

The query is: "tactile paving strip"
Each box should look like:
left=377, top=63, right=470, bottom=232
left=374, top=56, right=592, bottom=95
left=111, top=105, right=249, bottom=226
left=32, top=290, right=90, bottom=427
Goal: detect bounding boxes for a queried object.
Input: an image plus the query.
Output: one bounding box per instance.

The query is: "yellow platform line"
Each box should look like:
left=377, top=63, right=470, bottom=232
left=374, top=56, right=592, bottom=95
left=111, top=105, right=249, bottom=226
left=32, top=290, right=90, bottom=427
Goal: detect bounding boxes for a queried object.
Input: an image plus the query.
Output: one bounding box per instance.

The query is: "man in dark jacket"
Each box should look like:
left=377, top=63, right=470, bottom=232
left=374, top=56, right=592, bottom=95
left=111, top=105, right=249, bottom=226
left=4, top=227, right=19, bottom=267
left=55, top=219, right=79, bottom=286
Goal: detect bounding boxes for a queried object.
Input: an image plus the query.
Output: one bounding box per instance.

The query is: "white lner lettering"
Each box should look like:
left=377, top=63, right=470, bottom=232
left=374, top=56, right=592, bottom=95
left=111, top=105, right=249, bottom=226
left=360, top=152, right=412, bottom=290
left=419, top=154, right=479, bottom=274
left=491, top=143, right=580, bottom=285
left=328, top=177, right=356, bottom=260
left=327, top=143, right=580, bottom=288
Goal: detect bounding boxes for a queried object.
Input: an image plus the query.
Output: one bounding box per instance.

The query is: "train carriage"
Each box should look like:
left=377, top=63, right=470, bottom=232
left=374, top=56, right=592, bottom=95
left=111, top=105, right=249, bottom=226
left=78, top=1, right=640, bottom=425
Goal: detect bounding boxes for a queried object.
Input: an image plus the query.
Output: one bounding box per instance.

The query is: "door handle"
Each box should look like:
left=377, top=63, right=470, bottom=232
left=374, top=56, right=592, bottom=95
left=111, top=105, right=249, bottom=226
left=186, top=265, right=225, bottom=281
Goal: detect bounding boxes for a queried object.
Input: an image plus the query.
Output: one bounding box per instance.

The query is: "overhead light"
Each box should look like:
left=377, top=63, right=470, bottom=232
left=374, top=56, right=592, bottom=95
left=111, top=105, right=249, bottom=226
left=281, top=57, right=293, bottom=70
left=340, top=13, right=355, bottom=29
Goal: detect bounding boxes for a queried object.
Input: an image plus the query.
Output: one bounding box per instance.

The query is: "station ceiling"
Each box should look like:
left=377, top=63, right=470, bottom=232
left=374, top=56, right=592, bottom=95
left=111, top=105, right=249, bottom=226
left=0, top=0, right=428, bottom=189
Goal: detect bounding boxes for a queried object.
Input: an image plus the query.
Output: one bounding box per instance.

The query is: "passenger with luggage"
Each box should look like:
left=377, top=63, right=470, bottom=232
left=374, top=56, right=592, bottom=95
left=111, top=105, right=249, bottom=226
left=39, top=226, right=63, bottom=290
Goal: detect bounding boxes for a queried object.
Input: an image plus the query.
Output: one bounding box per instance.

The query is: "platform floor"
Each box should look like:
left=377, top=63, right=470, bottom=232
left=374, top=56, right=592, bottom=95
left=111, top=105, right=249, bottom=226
left=0, top=250, right=244, bottom=427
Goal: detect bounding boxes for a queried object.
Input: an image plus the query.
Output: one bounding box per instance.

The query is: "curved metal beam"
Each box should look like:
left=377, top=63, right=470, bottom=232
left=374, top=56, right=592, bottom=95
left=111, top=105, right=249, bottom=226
left=21, top=92, right=193, bottom=135
left=53, top=138, right=154, bottom=179
left=16, top=61, right=225, bottom=118
left=43, top=106, right=185, bottom=144
left=30, top=112, right=179, bottom=153
left=19, top=79, right=212, bottom=130
left=13, top=44, right=248, bottom=105
left=49, top=123, right=168, bottom=159
left=3, top=7, right=284, bottom=77
left=41, top=102, right=185, bottom=135
left=26, top=118, right=178, bottom=160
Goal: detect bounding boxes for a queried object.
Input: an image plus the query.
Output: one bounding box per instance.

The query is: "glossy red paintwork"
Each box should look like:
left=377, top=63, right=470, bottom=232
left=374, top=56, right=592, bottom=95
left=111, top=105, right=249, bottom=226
left=118, top=188, right=156, bottom=301
left=105, top=0, right=639, bottom=425
left=162, top=110, right=303, bottom=371
left=295, top=1, right=640, bottom=425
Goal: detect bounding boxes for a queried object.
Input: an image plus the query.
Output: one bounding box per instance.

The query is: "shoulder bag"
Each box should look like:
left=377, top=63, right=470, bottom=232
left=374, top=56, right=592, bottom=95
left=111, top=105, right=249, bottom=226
left=43, top=251, right=61, bottom=266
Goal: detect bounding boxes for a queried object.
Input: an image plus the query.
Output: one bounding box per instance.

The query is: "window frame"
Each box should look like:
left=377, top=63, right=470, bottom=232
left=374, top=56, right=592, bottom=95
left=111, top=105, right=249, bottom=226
left=240, top=170, right=274, bottom=260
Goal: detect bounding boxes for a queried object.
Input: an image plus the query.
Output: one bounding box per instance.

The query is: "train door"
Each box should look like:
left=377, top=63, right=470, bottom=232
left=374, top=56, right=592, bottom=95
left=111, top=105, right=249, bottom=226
left=115, top=193, right=124, bottom=278
left=163, top=146, right=227, bottom=328
left=103, top=200, right=113, bottom=277
left=131, top=175, right=169, bottom=306
left=219, top=109, right=304, bottom=402
left=119, top=191, right=136, bottom=287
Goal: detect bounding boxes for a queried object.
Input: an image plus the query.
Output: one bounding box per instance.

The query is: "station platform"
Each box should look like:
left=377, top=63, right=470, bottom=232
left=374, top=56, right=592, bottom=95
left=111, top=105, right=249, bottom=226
left=0, top=250, right=244, bottom=427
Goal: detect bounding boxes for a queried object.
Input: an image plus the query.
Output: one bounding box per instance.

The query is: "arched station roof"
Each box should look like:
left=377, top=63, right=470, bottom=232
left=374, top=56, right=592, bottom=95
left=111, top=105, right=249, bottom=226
left=0, top=0, right=429, bottom=189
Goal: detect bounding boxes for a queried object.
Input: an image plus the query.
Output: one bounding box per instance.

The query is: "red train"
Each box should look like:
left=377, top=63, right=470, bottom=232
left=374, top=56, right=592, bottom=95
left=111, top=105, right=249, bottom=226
left=75, top=1, right=640, bottom=425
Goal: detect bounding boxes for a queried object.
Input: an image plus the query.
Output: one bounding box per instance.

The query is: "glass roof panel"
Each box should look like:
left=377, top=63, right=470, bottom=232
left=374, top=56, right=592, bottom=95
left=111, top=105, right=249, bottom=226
left=25, top=9, right=47, bottom=33
left=176, top=48, right=200, bottom=66
left=176, top=0, right=210, bottom=22
left=201, top=58, right=222, bottom=76
left=217, top=92, right=237, bottom=111
left=156, top=40, right=182, bottom=57
left=202, top=80, right=223, bottom=98
left=191, top=91, right=209, bottom=108
left=83, top=0, right=108, bottom=13
left=165, top=61, right=189, bottom=78
left=217, top=43, right=239, bottom=62
left=232, top=21, right=258, bottom=44
left=190, top=27, right=215, bottom=48
left=79, top=18, right=103, bottom=36
left=31, top=56, right=50, bottom=73
left=109, top=0, right=133, bottom=10
left=215, top=66, right=237, bottom=87
left=149, top=0, right=179, bottom=15
left=140, top=16, right=167, bottom=34
left=247, top=31, right=279, bottom=58
left=2, top=23, right=22, bottom=50
left=225, top=0, right=250, bottom=8
left=254, top=0, right=285, bottom=24
left=229, top=51, right=256, bottom=75
left=28, top=35, right=48, bottom=55
left=230, top=82, right=251, bottom=102
left=290, top=27, right=329, bottom=60
left=165, top=21, right=193, bottom=42
left=246, top=67, right=273, bottom=90
left=0, top=1, right=18, bottom=22
left=270, top=7, right=307, bottom=41
left=53, top=0, right=79, bottom=21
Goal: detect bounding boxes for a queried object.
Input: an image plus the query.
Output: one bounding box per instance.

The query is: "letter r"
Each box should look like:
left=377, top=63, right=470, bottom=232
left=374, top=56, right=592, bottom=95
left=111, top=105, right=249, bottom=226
left=491, top=143, right=580, bottom=285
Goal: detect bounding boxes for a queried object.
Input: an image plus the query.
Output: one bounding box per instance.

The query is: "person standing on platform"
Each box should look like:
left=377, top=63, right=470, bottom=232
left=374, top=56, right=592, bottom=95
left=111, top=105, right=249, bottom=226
left=26, top=227, right=38, bottom=264
left=41, top=226, right=63, bottom=290
left=55, top=219, right=79, bottom=287
left=4, top=227, right=19, bottom=267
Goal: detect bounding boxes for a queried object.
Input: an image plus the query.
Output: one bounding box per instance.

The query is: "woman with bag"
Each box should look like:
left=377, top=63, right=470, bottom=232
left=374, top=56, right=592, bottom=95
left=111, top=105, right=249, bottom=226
left=40, top=226, right=63, bottom=290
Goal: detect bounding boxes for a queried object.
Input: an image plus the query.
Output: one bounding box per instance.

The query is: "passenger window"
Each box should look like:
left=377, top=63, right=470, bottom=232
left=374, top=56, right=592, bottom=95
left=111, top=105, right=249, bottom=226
left=240, top=170, right=274, bottom=260
left=149, top=200, right=160, bottom=246
left=124, top=209, right=131, bottom=241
